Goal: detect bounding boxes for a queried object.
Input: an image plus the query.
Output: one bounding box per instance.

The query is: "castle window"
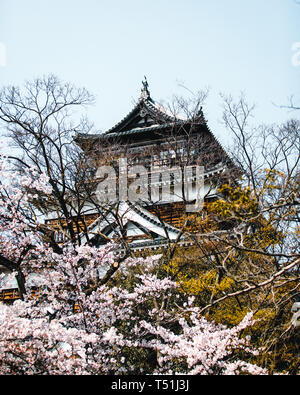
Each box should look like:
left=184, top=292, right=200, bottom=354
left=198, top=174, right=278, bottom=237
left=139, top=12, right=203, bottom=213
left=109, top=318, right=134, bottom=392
left=54, top=230, right=65, bottom=243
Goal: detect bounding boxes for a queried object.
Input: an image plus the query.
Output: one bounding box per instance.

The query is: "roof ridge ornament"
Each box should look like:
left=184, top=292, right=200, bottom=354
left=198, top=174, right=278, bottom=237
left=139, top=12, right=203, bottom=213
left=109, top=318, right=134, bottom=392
left=140, top=76, right=151, bottom=100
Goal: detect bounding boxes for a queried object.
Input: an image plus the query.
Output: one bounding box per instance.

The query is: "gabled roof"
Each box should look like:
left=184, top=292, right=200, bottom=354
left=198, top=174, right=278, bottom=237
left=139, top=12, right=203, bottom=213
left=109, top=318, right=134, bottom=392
left=104, top=87, right=183, bottom=136
left=74, top=77, right=206, bottom=144
left=80, top=201, right=181, bottom=246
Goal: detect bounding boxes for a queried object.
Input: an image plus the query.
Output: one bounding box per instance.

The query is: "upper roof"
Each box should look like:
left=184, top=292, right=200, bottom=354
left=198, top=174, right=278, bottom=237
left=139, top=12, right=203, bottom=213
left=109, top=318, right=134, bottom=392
left=74, top=77, right=207, bottom=144
left=74, top=78, right=237, bottom=172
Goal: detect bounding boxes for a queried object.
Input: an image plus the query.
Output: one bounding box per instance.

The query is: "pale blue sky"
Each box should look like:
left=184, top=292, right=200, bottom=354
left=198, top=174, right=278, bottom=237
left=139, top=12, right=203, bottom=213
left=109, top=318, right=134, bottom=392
left=0, top=0, right=299, bottom=144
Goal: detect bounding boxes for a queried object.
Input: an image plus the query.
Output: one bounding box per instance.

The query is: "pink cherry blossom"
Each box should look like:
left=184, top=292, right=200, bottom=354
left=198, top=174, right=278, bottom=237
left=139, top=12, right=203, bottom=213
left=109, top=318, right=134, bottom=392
left=0, top=150, right=268, bottom=375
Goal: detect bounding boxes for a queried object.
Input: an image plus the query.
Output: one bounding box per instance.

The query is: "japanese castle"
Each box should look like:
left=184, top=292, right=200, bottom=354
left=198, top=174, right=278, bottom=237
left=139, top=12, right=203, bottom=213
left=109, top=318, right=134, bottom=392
left=70, top=78, right=234, bottom=252
left=0, top=78, right=235, bottom=300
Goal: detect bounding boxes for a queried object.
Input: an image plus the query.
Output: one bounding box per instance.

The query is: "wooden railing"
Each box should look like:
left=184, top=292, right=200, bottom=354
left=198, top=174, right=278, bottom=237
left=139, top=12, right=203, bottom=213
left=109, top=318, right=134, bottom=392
left=0, top=287, right=40, bottom=303
left=0, top=288, right=20, bottom=302
left=0, top=287, right=81, bottom=314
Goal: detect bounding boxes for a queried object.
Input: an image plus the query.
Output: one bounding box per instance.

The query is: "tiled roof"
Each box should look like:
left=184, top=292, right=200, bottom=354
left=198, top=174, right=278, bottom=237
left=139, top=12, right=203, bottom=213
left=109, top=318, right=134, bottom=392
left=75, top=86, right=206, bottom=143
left=79, top=201, right=181, bottom=246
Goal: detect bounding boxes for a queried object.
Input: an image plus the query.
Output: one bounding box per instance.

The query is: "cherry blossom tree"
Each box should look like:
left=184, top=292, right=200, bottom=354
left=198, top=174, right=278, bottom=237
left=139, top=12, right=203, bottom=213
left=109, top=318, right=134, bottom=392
left=0, top=151, right=268, bottom=375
